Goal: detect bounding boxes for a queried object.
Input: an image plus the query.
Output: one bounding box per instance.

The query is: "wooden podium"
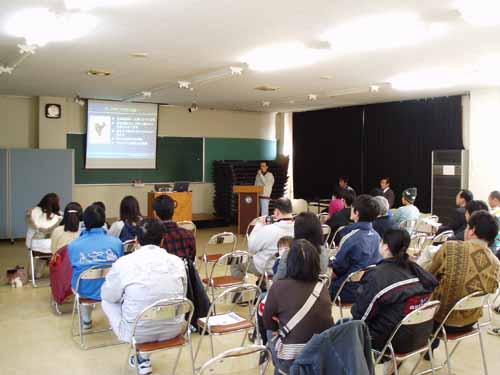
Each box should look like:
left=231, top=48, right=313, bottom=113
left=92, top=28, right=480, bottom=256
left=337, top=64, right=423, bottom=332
left=147, top=192, right=193, bottom=222
left=234, top=185, right=264, bottom=235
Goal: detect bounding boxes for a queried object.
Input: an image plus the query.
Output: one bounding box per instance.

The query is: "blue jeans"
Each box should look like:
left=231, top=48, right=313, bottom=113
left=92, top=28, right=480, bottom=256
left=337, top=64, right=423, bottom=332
left=267, top=331, right=294, bottom=375
left=260, top=198, right=270, bottom=217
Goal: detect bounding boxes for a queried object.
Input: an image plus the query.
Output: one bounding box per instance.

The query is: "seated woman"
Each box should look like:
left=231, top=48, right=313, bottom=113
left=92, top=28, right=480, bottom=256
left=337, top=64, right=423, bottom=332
left=264, top=239, right=333, bottom=375
left=108, top=196, right=143, bottom=241
left=26, top=193, right=63, bottom=277
left=273, top=212, right=329, bottom=281
left=351, top=229, right=437, bottom=355
left=50, top=202, right=83, bottom=254
left=328, top=187, right=344, bottom=218
left=101, top=219, right=187, bottom=375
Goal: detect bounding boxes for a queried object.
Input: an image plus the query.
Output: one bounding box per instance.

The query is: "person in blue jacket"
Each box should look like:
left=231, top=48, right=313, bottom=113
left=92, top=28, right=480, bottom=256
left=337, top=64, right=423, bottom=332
left=330, top=195, right=382, bottom=303
left=69, top=204, right=124, bottom=330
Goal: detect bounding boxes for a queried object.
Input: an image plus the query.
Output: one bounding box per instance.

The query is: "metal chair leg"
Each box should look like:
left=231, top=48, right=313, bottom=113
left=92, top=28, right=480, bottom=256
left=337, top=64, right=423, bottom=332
left=442, top=331, right=452, bottom=375
left=172, top=346, right=183, bottom=375
left=428, top=341, right=436, bottom=375
left=188, top=338, right=196, bottom=375
left=478, top=327, right=489, bottom=375
left=134, top=350, right=140, bottom=375
left=30, top=251, right=37, bottom=288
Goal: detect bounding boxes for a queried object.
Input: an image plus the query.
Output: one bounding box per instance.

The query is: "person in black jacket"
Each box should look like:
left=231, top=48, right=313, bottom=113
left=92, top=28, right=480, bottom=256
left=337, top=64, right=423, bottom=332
left=437, top=189, right=473, bottom=235
left=380, top=177, right=395, bottom=208
left=351, top=229, right=438, bottom=354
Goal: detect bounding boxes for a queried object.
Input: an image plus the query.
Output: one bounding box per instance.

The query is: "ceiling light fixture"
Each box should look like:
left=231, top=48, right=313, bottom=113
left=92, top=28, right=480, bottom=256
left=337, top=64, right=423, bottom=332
left=455, top=0, right=500, bottom=26
left=230, top=66, right=244, bottom=75
left=142, top=91, right=152, bottom=98
left=178, top=81, right=191, bottom=89
left=240, top=42, right=330, bottom=72
left=65, top=0, right=136, bottom=11
left=320, top=12, right=448, bottom=55
left=130, top=52, right=148, bottom=58
left=5, top=8, right=97, bottom=47
left=262, top=101, right=271, bottom=107
left=369, top=85, right=380, bottom=93
left=308, top=94, right=318, bottom=101
left=87, top=69, right=111, bottom=76
left=389, top=68, right=461, bottom=91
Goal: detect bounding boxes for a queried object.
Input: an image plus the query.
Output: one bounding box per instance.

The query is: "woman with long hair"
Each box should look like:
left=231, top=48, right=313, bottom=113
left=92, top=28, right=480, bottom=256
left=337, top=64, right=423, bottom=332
left=50, top=202, right=83, bottom=253
left=109, top=196, right=143, bottom=241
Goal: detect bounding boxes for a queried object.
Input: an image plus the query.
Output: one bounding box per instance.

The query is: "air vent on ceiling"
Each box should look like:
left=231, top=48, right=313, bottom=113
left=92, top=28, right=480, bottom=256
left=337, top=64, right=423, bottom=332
left=254, top=85, right=280, bottom=92
left=87, top=69, right=112, bottom=76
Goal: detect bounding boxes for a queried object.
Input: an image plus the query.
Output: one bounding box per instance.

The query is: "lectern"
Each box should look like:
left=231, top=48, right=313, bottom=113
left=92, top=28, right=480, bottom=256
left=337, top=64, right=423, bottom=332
left=234, top=185, right=264, bottom=235
left=147, top=192, right=192, bottom=222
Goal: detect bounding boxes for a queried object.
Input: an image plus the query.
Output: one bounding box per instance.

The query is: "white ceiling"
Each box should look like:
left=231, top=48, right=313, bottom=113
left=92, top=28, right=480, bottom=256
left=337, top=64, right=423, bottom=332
left=0, top=0, right=499, bottom=112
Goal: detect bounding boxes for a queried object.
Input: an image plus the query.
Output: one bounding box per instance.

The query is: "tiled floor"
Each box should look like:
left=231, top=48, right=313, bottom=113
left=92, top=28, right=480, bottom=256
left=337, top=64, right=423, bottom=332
left=1, top=226, right=500, bottom=374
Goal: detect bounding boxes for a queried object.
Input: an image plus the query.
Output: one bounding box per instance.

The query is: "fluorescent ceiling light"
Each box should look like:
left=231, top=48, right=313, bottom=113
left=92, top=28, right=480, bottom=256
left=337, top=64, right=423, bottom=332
left=5, top=8, right=96, bottom=46
left=321, top=12, right=448, bottom=55
left=65, top=0, right=136, bottom=11
left=240, top=42, right=330, bottom=72
left=389, top=68, right=462, bottom=91
left=455, top=0, right=500, bottom=26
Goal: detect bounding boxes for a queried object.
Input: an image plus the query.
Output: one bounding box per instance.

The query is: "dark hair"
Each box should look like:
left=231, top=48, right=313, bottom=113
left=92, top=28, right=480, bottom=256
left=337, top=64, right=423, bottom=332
left=468, top=211, right=499, bottom=245
left=274, top=198, right=293, bottom=215
left=119, top=196, right=142, bottom=224
left=83, top=204, right=106, bottom=229
left=136, top=218, right=164, bottom=246
left=286, top=239, right=320, bottom=282
left=153, top=195, right=175, bottom=221
left=38, top=193, right=60, bottom=219
left=260, top=161, right=269, bottom=166
left=383, top=229, right=411, bottom=267
left=489, top=191, right=500, bottom=201
left=369, top=187, right=384, bottom=197
left=339, top=176, right=349, bottom=183
left=342, top=190, right=355, bottom=207
left=465, top=200, right=489, bottom=216
left=459, top=189, right=474, bottom=203
left=61, top=202, right=82, bottom=232
left=381, top=177, right=391, bottom=184
left=277, top=236, right=294, bottom=249
left=352, top=194, right=379, bottom=222
left=331, top=186, right=341, bottom=199
left=92, top=201, right=106, bottom=213
left=294, top=212, right=323, bottom=248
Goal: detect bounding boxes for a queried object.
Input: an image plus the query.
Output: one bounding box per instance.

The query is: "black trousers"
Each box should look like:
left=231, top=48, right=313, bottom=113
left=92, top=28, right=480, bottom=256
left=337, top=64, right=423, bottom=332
left=431, top=320, right=476, bottom=350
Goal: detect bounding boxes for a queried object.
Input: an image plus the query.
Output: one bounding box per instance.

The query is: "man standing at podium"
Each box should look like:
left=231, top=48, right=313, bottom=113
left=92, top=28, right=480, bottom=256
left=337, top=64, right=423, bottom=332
left=255, top=161, right=275, bottom=216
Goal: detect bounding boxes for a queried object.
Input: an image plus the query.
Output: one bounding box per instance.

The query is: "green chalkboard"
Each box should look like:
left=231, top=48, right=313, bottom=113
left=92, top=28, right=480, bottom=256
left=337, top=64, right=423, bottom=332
left=68, top=134, right=203, bottom=184
left=204, top=138, right=277, bottom=182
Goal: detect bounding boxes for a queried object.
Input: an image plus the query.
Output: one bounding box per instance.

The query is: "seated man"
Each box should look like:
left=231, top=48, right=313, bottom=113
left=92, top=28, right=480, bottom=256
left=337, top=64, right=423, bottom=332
left=372, top=196, right=395, bottom=238
left=437, top=189, right=473, bottom=235
left=101, top=219, right=187, bottom=375
left=153, top=195, right=196, bottom=262
left=393, top=188, right=420, bottom=227
left=232, top=198, right=294, bottom=278
left=68, top=204, right=123, bottom=330
left=428, top=211, right=500, bottom=348
left=330, top=195, right=382, bottom=303
left=326, top=190, right=355, bottom=244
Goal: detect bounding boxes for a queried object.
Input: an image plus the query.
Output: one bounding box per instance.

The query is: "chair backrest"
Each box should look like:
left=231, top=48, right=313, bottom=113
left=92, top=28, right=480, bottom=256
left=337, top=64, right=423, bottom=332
left=206, top=284, right=262, bottom=325
left=245, top=218, right=259, bottom=242
left=410, top=233, right=432, bottom=256
left=123, top=239, right=137, bottom=254
left=199, top=345, right=271, bottom=375
left=321, top=224, right=331, bottom=244
left=177, top=220, right=197, bottom=236
left=318, top=213, right=330, bottom=225
left=330, top=225, right=346, bottom=249
left=333, top=265, right=376, bottom=304
left=131, top=298, right=194, bottom=343
left=206, top=250, right=252, bottom=283
left=400, top=219, right=418, bottom=233
left=74, top=264, right=113, bottom=293
left=206, top=232, right=237, bottom=247
left=453, top=291, right=488, bottom=311
left=433, top=230, right=454, bottom=243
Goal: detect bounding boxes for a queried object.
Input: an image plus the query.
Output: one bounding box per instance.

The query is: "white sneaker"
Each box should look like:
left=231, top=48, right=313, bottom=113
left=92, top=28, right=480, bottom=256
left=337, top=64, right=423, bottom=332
left=488, top=327, right=500, bottom=336
left=128, top=355, right=152, bottom=375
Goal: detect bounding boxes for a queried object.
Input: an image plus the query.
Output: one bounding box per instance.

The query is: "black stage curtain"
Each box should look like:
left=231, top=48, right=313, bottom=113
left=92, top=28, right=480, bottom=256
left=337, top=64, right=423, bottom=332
left=364, top=96, right=463, bottom=212
left=293, top=96, right=463, bottom=212
left=293, top=106, right=364, bottom=201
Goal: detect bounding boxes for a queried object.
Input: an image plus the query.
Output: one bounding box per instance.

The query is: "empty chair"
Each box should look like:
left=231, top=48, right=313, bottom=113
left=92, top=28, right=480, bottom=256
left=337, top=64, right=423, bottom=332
left=317, top=212, right=330, bottom=225
left=123, top=239, right=137, bottom=254
left=198, top=232, right=237, bottom=278
left=194, top=284, right=261, bottom=362
left=126, top=298, right=195, bottom=375
left=177, top=220, right=197, bottom=237
left=400, top=219, right=418, bottom=236
left=372, top=301, right=441, bottom=375
left=321, top=224, right=331, bottom=246
left=198, top=345, right=271, bottom=375
left=245, top=217, right=259, bottom=246
left=432, top=230, right=454, bottom=244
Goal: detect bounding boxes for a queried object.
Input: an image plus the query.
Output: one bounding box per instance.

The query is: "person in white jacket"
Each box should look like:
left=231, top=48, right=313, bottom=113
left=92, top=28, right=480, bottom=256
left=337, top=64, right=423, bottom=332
left=255, top=161, right=275, bottom=217
left=101, top=218, right=187, bottom=375
left=232, top=198, right=294, bottom=278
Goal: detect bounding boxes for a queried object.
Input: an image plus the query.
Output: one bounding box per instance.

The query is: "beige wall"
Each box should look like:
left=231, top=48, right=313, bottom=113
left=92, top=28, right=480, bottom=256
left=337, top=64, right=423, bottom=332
left=0, top=96, right=37, bottom=148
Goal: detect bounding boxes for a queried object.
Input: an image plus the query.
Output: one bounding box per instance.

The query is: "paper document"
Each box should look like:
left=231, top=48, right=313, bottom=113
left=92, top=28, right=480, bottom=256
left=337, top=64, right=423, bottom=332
left=199, top=312, right=245, bottom=327
left=443, top=165, right=455, bottom=176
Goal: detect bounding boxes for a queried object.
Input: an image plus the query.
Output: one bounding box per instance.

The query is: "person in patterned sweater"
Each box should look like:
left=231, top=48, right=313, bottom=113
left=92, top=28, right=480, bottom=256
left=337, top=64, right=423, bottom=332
left=153, top=195, right=196, bottom=261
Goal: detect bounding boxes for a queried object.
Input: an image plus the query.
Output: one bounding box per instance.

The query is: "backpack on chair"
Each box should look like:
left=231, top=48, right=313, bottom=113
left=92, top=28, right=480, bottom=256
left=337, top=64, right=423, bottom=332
left=119, top=221, right=137, bottom=242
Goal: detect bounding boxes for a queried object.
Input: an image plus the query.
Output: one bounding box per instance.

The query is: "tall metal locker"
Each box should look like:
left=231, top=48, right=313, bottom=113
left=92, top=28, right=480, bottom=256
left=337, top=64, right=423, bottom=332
left=431, top=150, right=469, bottom=226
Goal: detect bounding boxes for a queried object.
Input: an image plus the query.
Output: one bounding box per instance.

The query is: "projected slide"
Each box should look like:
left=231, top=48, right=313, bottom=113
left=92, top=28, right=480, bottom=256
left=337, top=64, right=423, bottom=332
left=86, top=100, right=158, bottom=169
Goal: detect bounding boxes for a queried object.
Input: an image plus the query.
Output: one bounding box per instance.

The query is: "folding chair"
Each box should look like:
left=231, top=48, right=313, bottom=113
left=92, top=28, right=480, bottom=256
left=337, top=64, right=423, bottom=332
left=28, top=232, right=52, bottom=288
left=194, top=284, right=262, bottom=362
left=332, top=265, right=376, bottom=319
left=432, top=230, right=454, bottom=244
left=245, top=217, right=259, bottom=246
left=321, top=224, right=331, bottom=246
left=317, top=212, right=330, bottom=225
left=198, top=232, right=238, bottom=279
left=372, top=300, right=441, bottom=375
left=199, top=345, right=271, bottom=375
left=177, top=220, right=197, bottom=237
left=430, top=291, right=490, bottom=375
left=328, top=225, right=346, bottom=254
left=202, top=250, right=251, bottom=302
left=127, top=298, right=195, bottom=375
left=409, top=233, right=434, bottom=259
left=400, top=219, right=418, bottom=236
left=71, top=264, right=119, bottom=350
left=123, top=239, right=137, bottom=255
left=256, top=253, right=277, bottom=290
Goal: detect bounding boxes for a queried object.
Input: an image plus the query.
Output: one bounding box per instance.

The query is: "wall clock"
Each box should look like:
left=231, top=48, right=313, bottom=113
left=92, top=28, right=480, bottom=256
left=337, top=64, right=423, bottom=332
left=45, top=104, right=61, bottom=119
